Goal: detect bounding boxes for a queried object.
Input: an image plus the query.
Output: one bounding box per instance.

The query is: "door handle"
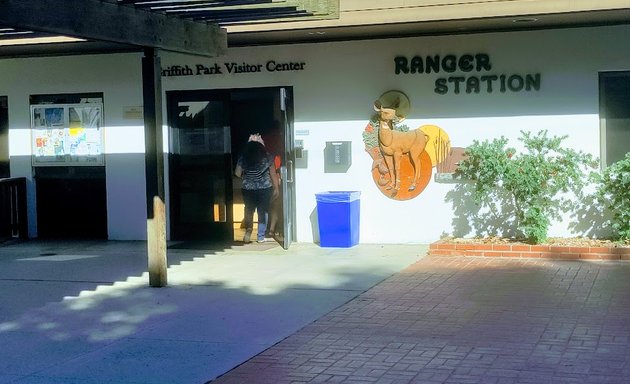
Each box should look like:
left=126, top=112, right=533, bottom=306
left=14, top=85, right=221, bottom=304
left=286, top=160, right=294, bottom=183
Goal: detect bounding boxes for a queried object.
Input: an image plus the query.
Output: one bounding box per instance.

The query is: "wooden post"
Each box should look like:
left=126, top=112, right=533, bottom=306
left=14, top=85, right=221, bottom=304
left=143, top=47, right=167, bottom=287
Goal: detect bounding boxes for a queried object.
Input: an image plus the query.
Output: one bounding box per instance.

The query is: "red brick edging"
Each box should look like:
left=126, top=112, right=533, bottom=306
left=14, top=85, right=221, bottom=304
left=429, top=241, right=630, bottom=260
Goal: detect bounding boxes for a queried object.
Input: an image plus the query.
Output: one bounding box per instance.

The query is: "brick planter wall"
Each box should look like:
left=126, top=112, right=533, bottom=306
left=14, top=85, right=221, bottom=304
left=429, top=241, right=630, bottom=260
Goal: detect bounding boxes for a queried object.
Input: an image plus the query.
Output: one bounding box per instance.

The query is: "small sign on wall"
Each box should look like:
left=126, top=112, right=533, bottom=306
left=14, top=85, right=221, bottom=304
left=123, top=106, right=144, bottom=120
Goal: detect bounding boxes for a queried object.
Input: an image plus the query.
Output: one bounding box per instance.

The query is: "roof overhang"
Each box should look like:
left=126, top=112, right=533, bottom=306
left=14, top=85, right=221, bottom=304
left=3, top=1, right=630, bottom=58
left=227, top=7, right=630, bottom=46
left=225, top=1, right=630, bottom=46
left=0, top=0, right=228, bottom=57
left=0, top=0, right=339, bottom=58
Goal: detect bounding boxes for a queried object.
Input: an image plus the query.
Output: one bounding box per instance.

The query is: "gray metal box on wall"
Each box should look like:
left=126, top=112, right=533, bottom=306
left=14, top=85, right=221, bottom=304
left=324, top=141, right=351, bottom=173
left=294, top=139, right=308, bottom=169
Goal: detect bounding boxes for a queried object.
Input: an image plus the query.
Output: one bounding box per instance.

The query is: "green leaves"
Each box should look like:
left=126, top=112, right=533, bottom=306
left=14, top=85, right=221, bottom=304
left=598, top=153, right=630, bottom=241
left=455, top=130, right=596, bottom=244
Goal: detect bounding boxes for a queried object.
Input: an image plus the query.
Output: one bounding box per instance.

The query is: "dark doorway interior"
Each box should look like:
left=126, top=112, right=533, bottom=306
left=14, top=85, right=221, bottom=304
left=230, top=89, right=284, bottom=243
left=35, top=167, right=107, bottom=239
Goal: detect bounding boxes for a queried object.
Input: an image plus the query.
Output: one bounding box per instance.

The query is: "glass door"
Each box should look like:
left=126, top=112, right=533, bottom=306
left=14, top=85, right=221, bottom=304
left=168, top=91, right=233, bottom=241
left=280, top=87, right=296, bottom=249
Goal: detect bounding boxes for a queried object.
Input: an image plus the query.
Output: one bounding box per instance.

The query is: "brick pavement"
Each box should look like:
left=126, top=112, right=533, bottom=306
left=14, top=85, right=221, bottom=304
left=208, top=256, right=630, bottom=384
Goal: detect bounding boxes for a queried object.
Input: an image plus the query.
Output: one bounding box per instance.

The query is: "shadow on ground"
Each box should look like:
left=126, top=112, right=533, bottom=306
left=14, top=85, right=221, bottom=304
left=0, top=241, right=424, bottom=384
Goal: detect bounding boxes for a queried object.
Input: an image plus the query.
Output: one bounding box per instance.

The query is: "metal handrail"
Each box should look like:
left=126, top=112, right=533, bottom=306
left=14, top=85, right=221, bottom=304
left=0, top=177, right=27, bottom=242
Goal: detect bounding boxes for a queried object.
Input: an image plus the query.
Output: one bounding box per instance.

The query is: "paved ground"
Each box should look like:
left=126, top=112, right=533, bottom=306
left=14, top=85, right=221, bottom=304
left=3, top=241, right=630, bottom=384
left=0, top=240, right=424, bottom=384
left=210, top=257, right=630, bottom=384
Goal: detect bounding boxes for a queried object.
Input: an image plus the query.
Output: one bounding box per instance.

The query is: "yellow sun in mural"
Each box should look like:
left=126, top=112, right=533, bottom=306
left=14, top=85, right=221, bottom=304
left=420, top=125, right=451, bottom=167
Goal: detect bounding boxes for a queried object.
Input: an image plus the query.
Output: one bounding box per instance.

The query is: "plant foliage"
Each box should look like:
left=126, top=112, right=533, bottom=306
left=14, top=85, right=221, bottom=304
left=597, top=153, right=630, bottom=241
left=455, top=130, right=597, bottom=244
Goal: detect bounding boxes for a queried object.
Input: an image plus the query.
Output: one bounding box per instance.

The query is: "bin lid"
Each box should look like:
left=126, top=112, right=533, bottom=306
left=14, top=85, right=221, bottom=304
left=315, top=191, right=361, bottom=203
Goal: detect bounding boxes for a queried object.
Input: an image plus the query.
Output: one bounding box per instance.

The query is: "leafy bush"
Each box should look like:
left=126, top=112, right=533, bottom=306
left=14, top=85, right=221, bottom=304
left=455, top=130, right=597, bottom=244
left=597, top=153, right=630, bottom=241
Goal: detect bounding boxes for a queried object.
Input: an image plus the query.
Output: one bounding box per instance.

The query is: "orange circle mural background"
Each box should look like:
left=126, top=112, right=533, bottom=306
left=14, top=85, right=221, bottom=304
left=371, top=150, right=433, bottom=200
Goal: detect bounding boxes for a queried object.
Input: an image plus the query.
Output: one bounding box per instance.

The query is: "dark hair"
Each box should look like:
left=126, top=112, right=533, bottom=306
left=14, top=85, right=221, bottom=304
left=242, top=141, right=267, bottom=167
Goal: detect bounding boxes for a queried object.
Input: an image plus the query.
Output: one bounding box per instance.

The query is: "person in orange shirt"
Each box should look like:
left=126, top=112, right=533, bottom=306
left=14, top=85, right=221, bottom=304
left=261, top=121, right=283, bottom=239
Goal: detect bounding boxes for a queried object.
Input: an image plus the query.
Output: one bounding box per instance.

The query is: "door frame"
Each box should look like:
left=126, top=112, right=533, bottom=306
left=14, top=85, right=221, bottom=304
left=166, top=86, right=296, bottom=246
left=279, top=87, right=296, bottom=249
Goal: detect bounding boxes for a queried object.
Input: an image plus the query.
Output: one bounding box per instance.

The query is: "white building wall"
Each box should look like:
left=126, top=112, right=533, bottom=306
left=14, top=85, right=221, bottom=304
left=0, top=54, right=147, bottom=239
left=2, top=25, right=630, bottom=243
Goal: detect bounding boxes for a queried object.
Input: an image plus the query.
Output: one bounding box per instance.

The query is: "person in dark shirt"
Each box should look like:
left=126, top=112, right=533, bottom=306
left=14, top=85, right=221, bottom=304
left=235, top=135, right=279, bottom=243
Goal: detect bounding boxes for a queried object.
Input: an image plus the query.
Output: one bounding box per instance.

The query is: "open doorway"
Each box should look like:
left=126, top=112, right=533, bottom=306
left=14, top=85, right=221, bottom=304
left=167, top=87, right=294, bottom=247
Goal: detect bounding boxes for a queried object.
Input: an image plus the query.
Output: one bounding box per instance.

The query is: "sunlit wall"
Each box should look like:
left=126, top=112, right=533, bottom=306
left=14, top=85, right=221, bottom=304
left=1, top=24, right=628, bottom=242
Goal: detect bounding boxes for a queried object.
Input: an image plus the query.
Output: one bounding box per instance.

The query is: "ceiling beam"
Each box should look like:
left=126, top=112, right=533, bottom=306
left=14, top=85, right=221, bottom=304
left=119, top=0, right=339, bottom=24
left=293, top=0, right=339, bottom=17
left=0, top=0, right=227, bottom=57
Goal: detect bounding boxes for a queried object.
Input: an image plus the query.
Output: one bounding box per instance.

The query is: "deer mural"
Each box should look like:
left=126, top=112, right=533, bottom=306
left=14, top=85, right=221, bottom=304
left=374, top=95, right=429, bottom=192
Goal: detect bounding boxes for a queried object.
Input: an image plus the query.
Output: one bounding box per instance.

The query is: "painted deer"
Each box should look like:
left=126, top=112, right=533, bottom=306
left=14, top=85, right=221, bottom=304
left=374, top=98, right=429, bottom=191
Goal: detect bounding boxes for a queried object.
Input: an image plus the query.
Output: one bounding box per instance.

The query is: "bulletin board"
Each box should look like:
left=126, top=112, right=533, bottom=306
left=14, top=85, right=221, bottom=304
left=31, top=103, right=104, bottom=166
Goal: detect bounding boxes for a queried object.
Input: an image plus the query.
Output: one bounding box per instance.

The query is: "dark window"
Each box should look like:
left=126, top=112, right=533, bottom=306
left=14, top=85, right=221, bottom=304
left=600, top=72, right=630, bottom=166
left=0, top=96, right=8, bottom=178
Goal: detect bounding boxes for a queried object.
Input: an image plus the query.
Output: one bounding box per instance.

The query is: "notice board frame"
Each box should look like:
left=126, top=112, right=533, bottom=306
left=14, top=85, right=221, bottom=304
left=30, top=103, right=105, bottom=167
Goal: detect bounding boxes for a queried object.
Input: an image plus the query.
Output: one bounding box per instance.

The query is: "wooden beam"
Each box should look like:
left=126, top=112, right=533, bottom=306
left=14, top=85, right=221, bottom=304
left=293, top=0, right=339, bottom=17
left=0, top=0, right=227, bottom=57
left=143, top=48, right=168, bottom=287
left=120, top=0, right=339, bottom=23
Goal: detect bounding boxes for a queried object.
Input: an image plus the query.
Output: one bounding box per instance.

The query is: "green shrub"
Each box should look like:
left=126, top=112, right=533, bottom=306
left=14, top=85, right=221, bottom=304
left=597, top=153, right=630, bottom=241
left=455, top=130, right=597, bottom=244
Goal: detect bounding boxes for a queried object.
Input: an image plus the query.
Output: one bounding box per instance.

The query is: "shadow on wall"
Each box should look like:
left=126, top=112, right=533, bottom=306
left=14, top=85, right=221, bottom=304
left=445, top=183, right=520, bottom=238
left=309, top=207, right=320, bottom=244
left=445, top=182, right=614, bottom=239
left=568, top=191, right=613, bottom=239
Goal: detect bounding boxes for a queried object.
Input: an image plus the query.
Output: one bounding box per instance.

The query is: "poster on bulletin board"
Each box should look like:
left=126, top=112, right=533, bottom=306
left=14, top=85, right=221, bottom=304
left=31, top=103, right=104, bottom=166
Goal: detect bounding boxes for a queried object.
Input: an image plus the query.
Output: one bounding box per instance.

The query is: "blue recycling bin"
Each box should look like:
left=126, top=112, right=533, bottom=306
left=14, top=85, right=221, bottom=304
left=315, top=191, right=361, bottom=247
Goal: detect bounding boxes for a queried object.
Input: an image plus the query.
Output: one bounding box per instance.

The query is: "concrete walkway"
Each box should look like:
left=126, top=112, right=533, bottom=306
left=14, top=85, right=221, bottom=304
left=0, top=240, right=425, bottom=384
left=211, top=256, right=630, bottom=384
